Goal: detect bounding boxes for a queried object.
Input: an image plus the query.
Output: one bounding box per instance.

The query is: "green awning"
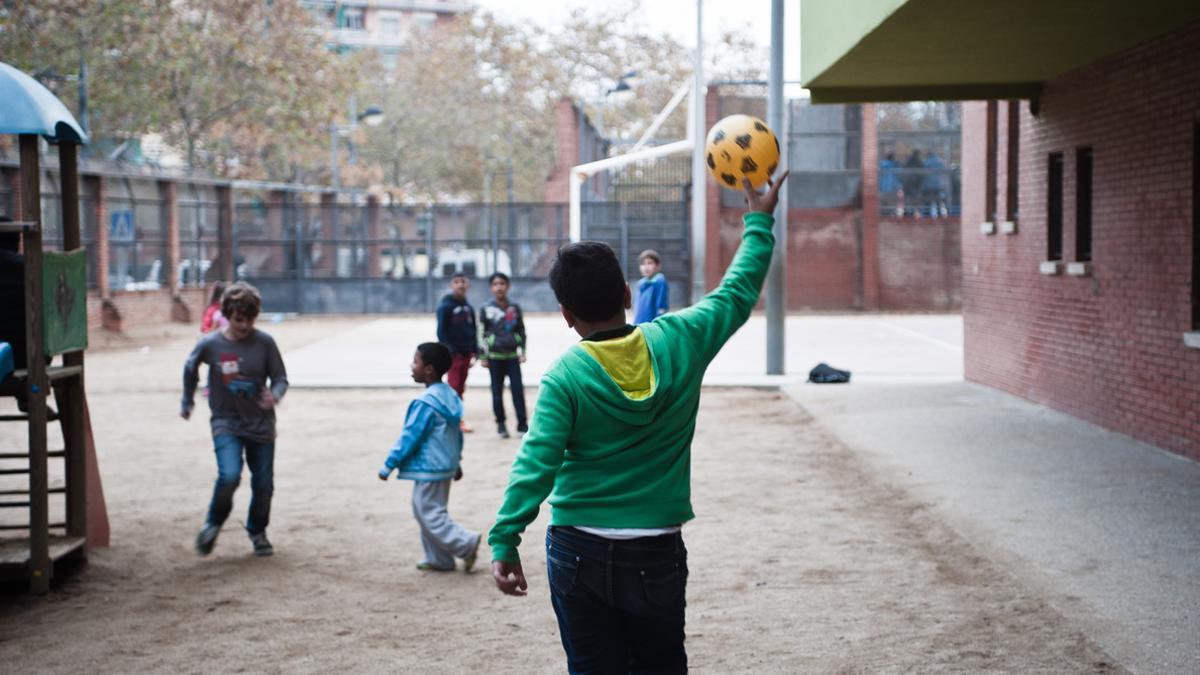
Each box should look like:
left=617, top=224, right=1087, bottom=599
left=801, top=0, right=1200, bottom=103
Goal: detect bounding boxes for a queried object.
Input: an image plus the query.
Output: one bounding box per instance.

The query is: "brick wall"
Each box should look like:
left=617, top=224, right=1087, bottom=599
left=714, top=205, right=959, bottom=311
left=707, top=94, right=961, bottom=311
left=961, top=22, right=1200, bottom=459
left=86, top=287, right=208, bottom=340
left=543, top=99, right=579, bottom=204
left=878, top=217, right=961, bottom=311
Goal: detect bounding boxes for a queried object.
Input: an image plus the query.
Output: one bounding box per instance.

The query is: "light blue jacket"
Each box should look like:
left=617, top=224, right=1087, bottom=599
left=379, top=382, right=464, bottom=481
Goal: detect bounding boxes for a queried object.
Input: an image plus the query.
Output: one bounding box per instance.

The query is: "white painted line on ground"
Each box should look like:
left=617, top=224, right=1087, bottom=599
left=876, top=320, right=963, bottom=353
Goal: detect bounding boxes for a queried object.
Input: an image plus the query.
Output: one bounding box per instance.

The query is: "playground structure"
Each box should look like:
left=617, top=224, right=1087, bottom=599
left=0, top=61, right=108, bottom=594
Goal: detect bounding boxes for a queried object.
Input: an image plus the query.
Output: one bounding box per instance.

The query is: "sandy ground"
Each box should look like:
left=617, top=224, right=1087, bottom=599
left=0, top=318, right=1121, bottom=673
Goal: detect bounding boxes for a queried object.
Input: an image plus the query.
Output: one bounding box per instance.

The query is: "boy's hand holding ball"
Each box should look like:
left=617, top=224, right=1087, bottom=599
left=743, top=169, right=789, bottom=215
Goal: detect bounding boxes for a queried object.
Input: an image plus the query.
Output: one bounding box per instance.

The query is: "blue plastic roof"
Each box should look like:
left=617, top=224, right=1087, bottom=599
left=0, top=61, right=88, bottom=144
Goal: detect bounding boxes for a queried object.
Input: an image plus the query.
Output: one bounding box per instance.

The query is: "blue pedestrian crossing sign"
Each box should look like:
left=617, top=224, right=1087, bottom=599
left=109, top=210, right=134, bottom=241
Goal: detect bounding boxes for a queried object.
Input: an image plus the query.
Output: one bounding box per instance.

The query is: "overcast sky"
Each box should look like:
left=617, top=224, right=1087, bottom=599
left=473, top=0, right=802, bottom=85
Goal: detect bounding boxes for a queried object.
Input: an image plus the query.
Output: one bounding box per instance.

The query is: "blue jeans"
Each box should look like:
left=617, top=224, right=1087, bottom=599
left=546, top=526, right=688, bottom=674
left=206, top=434, right=275, bottom=534
left=488, top=358, right=527, bottom=428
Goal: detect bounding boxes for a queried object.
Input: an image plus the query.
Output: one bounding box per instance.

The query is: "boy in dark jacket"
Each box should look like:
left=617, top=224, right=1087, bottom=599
left=435, top=272, right=478, bottom=432
left=479, top=272, right=527, bottom=439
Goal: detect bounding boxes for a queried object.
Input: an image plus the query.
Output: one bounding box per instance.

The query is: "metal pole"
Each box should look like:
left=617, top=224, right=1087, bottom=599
left=765, top=0, right=786, bottom=375
left=424, top=209, right=435, bottom=312
left=293, top=196, right=303, bottom=313
left=484, top=165, right=496, bottom=274
left=689, top=0, right=706, bottom=304
left=77, top=29, right=89, bottom=141
left=506, top=158, right=515, bottom=272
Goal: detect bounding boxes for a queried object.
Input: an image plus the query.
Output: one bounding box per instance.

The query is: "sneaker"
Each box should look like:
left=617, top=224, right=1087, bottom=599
left=462, top=536, right=481, bottom=573
left=195, top=523, right=221, bottom=556
left=460, top=420, right=473, bottom=433
left=415, top=561, right=454, bottom=572
left=516, top=423, right=528, bottom=435
left=498, top=425, right=510, bottom=439
left=248, top=530, right=274, bottom=557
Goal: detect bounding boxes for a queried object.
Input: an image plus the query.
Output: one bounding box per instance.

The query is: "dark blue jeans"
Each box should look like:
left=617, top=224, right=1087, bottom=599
left=488, top=358, right=527, bottom=428
left=206, top=434, right=275, bottom=534
left=546, top=526, right=688, bottom=674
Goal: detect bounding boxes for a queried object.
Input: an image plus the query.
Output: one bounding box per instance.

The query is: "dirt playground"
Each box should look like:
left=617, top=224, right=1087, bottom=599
left=0, top=318, right=1120, bottom=673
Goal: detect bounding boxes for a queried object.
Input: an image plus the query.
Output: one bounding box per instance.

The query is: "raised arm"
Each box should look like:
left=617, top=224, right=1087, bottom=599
left=655, top=171, right=788, bottom=365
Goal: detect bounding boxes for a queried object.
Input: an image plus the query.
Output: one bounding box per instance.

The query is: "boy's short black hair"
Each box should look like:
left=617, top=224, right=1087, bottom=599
left=549, top=241, right=625, bottom=322
left=638, top=249, right=662, bottom=265
left=489, top=272, right=510, bottom=285
left=417, top=342, right=453, bottom=377
left=450, top=271, right=469, bottom=281
left=221, top=281, right=262, bottom=320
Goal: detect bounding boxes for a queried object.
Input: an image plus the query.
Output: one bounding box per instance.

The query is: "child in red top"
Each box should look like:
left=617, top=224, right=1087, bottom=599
left=201, top=282, right=229, bottom=333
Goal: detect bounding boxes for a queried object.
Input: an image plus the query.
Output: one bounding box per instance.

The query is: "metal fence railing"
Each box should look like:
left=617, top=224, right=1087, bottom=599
left=234, top=200, right=690, bottom=313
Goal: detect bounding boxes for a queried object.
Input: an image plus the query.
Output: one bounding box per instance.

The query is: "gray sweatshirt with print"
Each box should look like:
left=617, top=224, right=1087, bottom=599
left=182, top=330, right=288, bottom=442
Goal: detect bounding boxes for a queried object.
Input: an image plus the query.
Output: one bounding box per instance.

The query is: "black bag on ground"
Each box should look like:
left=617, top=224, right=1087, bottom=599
left=808, top=362, right=851, bottom=384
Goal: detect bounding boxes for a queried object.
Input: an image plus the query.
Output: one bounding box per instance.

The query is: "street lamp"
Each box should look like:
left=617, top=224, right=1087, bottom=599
left=598, top=69, right=639, bottom=141
left=330, top=98, right=385, bottom=188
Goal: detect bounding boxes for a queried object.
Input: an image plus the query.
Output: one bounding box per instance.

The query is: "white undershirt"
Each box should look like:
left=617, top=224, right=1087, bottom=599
left=574, top=526, right=682, bottom=540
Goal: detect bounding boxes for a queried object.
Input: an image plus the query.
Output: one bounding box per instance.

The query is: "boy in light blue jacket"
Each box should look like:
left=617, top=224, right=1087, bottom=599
left=378, top=342, right=481, bottom=572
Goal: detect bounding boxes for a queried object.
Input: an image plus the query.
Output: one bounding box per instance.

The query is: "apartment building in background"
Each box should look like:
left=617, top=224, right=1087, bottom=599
left=302, top=1, right=471, bottom=68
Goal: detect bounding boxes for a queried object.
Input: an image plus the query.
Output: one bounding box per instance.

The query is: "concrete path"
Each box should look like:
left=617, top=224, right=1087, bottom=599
left=786, top=382, right=1200, bottom=675
left=285, top=313, right=963, bottom=388
left=283, top=311, right=1198, bottom=672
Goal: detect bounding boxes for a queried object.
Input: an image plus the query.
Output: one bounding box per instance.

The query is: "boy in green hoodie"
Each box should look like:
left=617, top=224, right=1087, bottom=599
left=489, top=172, right=788, bottom=672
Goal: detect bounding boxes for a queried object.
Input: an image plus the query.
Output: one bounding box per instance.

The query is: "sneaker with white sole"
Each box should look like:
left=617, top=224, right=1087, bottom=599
left=195, top=523, right=221, bottom=556
left=248, top=530, right=274, bottom=557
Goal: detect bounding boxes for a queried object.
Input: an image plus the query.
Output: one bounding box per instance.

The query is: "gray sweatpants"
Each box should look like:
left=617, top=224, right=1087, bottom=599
left=411, top=479, right=479, bottom=570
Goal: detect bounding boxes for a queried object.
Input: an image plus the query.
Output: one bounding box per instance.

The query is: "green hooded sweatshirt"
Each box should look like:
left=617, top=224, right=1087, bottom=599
left=488, top=211, right=775, bottom=564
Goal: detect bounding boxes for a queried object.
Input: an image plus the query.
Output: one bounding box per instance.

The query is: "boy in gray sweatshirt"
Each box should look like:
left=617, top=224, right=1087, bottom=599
left=182, top=282, right=288, bottom=557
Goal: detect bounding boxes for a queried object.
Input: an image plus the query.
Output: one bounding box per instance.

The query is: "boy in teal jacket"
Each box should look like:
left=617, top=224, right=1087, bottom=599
left=489, top=173, right=788, bottom=672
left=379, top=342, right=481, bottom=572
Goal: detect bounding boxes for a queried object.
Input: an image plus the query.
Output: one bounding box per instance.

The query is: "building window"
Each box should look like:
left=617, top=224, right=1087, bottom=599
left=877, top=102, right=961, bottom=218
left=378, top=11, right=401, bottom=35
left=784, top=101, right=862, bottom=209
left=1047, top=152, right=1064, bottom=261
left=339, top=7, right=365, bottom=31
left=412, top=12, right=437, bottom=31
left=1075, top=147, right=1092, bottom=262
left=985, top=100, right=998, bottom=221
left=1006, top=101, right=1020, bottom=221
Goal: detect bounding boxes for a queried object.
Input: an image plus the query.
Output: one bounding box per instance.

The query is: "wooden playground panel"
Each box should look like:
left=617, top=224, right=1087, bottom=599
left=0, top=61, right=108, bottom=594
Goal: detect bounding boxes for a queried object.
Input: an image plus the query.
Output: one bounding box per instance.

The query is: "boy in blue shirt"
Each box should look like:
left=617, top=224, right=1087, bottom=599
left=378, top=342, right=481, bottom=572
left=633, top=249, right=669, bottom=323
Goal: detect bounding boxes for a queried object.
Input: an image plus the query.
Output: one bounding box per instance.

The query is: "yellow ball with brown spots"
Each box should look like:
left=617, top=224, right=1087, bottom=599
left=705, top=114, right=780, bottom=190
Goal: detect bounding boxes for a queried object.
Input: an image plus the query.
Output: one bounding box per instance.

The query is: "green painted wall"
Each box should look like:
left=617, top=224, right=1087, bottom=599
left=800, top=0, right=907, bottom=86
left=801, top=0, right=1200, bottom=102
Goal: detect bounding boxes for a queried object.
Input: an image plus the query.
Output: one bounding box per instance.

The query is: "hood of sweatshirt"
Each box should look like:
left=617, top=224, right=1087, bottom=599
left=560, top=324, right=675, bottom=427
left=421, top=381, right=463, bottom=422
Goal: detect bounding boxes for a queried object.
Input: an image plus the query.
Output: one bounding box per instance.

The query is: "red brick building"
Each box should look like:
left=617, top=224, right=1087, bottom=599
left=802, top=4, right=1200, bottom=459
left=545, top=94, right=964, bottom=312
